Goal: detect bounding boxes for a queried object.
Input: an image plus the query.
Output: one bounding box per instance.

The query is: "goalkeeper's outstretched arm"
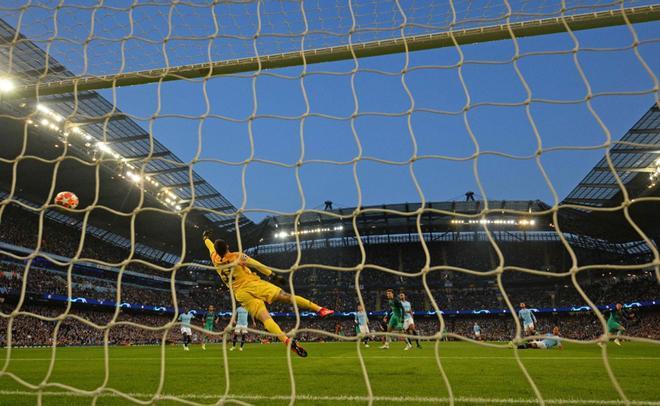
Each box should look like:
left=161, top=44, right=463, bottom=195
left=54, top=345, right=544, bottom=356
left=203, top=230, right=216, bottom=255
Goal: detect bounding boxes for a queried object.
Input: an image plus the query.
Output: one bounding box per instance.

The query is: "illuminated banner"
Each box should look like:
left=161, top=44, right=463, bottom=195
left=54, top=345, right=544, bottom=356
left=41, top=294, right=658, bottom=318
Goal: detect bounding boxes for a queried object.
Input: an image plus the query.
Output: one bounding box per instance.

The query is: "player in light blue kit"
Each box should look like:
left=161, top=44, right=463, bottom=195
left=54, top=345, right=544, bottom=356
left=473, top=322, right=482, bottom=341
left=519, top=326, right=563, bottom=350
left=355, top=304, right=370, bottom=347
left=178, top=310, right=195, bottom=351
left=518, top=303, right=537, bottom=335
left=400, top=292, right=421, bottom=350
left=231, top=306, right=251, bottom=352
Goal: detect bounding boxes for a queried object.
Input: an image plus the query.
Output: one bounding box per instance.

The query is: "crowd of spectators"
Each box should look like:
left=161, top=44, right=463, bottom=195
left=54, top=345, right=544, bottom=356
left=1, top=203, right=658, bottom=348
left=2, top=303, right=658, bottom=347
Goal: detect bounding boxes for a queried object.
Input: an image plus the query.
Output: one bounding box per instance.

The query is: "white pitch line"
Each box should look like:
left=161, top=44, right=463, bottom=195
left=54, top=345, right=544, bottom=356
left=1, top=355, right=659, bottom=361
left=0, top=390, right=659, bottom=405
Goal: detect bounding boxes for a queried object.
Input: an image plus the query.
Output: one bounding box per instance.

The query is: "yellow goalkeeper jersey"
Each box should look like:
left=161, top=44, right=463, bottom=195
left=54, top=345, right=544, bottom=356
left=204, top=238, right=273, bottom=290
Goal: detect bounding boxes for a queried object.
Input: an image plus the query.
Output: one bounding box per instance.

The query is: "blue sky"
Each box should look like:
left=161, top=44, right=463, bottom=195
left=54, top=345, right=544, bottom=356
left=4, top=2, right=659, bottom=221
left=102, top=22, right=658, bottom=220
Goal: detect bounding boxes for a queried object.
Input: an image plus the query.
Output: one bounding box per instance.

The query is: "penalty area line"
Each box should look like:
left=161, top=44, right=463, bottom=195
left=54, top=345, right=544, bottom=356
left=0, top=390, right=659, bottom=405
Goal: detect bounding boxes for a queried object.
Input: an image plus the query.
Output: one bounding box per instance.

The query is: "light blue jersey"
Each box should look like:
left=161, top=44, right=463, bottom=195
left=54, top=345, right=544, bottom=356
left=518, top=308, right=536, bottom=325
left=473, top=324, right=481, bottom=334
left=355, top=310, right=368, bottom=326
left=179, top=312, right=194, bottom=327
left=542, top=333, right=560, bottom=349
left=236, top=306, right=249, bottom=326
left=401, top=300, right=413, bottom=320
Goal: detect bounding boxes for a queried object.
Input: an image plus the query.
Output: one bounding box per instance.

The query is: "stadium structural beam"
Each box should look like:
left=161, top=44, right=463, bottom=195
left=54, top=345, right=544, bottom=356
left=105, top=133, right=151, bottom=144
left=609, top=147, right=660, bottom=154
left=192, top=194, right=221, bottom=201
left=71, top=113, right=129, bottom=124
left=208, top=205, right=235, bottom=212
left=50, top=92, right=100, bottom=102
left=12, top=5, right=660, bottom=97
left=562, top=197, right=615, bottom=205
left=164, top=179, right=207, bottom=189
left=146, top=166, right=187, bottom=175
left=127, top=151, right=171, bottom=159
left=627, top=128, right=660, bottom=134
left=11, top=64, right=67, bottom=78
left=592, top=166, right=655, bottom=172
left=572, top=183, right=625, bottom=189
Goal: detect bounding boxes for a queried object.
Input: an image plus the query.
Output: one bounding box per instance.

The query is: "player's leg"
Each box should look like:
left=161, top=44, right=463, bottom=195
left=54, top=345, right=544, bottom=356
left=230, top=331, right=237, bottom=351
left=403, top=319, right=416, bottom=350
left=358, top=325, right=370, bottom=347
left=410, top=324, right=422, bottom=348
left=245, top=296, right=307, bottom=357
left=403, top=328, right=413, bottom=350
left=240, top=330, right=246, bottom=350
left=380, top=325, right=392, bottom=349
left=614, top=325, right=625, bottom=345
left=272, top=288, right=334, bottom=317
left=182, top=329, right=191, bottom=350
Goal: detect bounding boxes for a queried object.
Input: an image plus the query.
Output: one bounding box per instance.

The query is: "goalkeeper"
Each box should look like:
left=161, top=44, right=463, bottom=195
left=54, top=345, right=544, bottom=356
left=202, top=230, right=334, bottom=357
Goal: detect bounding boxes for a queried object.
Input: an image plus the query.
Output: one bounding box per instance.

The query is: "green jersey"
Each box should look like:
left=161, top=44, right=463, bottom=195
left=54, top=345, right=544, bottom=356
left=608, top=309, right=625, bottom=324
left=388, top=298, right=404, bottom=321
left=204, top=313, right=216, bottom=329
left=607, top=308, right=628, bottom=333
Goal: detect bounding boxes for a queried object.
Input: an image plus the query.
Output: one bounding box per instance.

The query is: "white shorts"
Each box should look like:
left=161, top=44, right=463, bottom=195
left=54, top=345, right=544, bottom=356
left=235, top=324, right=248, bottom=334
left=403, top=318, right=415, bottom=330
left=474, top=331, right=481, bottom=338
left=524, top=322, right=535, bottom=331
left=181, top=327, right=192, bottom=336
left=532, top=340, right=547, bottom=349
left=358, top=324, right=370, bottom=335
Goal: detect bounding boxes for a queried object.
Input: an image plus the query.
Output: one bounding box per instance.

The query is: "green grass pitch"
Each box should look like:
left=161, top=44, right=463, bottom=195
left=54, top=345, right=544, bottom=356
left=0, top=341, right=658, bottom=405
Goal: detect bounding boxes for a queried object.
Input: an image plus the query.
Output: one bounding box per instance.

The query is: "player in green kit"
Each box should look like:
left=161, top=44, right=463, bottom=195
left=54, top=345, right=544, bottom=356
left=607, top=303, right=635, bottom=346
left=379, top=289, right=405, bottom=349
left=202, top=305, right=218, bottom=350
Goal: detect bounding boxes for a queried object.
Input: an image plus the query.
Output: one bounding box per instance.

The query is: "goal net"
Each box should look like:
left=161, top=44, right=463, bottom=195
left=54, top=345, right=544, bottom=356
left=0, top=0, right=658, bottom=404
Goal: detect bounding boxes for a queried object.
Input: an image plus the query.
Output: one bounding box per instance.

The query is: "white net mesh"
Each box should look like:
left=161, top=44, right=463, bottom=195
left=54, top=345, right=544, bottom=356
left=0, top=0, right=659, bottom=404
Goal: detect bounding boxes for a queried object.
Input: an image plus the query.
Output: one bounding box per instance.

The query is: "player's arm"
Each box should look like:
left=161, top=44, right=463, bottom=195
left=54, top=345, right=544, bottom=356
left=203, top=230, right=216, bottom=256
left=243, top=255, right=290, bottom=285
left=531, top=311, right=537, bottom=324
left=242, top=255, right=272, bottom=277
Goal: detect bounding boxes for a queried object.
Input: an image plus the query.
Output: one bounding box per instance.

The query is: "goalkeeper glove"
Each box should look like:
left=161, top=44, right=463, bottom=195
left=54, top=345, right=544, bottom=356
left=203, top=230, right=214, bottom=240
left=269, top=273, right=288, bottom=286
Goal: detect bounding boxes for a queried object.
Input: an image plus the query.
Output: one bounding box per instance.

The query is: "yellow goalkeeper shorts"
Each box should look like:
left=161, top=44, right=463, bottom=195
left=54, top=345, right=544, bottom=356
left=234, top=280, right=282, bottom=317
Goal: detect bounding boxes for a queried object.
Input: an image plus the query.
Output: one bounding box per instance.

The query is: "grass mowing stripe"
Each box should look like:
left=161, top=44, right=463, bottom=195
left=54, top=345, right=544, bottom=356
left=1, top=390, right=660, bottom=405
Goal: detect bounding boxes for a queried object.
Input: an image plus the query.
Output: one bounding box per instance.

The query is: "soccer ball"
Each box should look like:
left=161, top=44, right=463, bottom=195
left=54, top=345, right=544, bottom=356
left=54, top=191, right=79, bottom=209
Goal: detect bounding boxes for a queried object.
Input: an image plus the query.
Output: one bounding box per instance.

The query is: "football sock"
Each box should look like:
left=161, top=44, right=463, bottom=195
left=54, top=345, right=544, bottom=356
left=263, top=318, right=287, bottom=343
left=294, top=296, right=321, bottom=312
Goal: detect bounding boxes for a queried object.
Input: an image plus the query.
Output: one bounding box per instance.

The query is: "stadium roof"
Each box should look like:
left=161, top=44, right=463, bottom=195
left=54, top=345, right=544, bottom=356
left=0, top=18, right=251, bottom=232
left=250, top=200, right=555, bottom=244
left=0, top=19, right=253, bottom=260
left=563, top=104, right=660, bottom=207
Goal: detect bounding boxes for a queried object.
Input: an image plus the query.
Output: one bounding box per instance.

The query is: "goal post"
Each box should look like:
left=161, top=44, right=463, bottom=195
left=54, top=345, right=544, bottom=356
left=7, top=4, right=660, bottom=98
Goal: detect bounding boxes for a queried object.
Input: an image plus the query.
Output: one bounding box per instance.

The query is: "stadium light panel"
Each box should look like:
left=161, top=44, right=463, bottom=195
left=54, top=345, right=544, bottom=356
left=0, top=77, right=15, bottom=93
left=126, top=171, right=142, bottom=183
